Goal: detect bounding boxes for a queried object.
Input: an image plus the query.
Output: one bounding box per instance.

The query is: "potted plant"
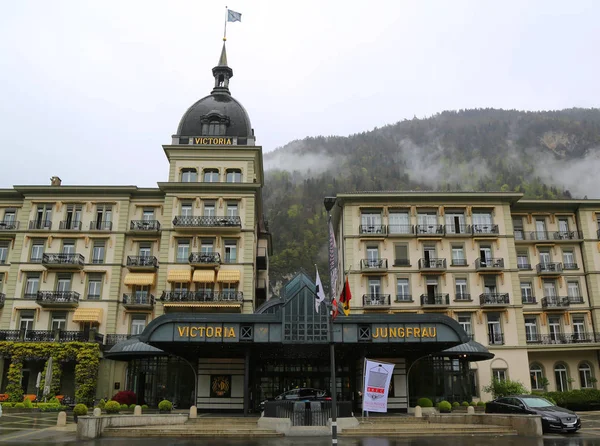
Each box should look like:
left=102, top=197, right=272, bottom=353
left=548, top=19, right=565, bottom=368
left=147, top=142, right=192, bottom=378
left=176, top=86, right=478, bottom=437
left=475, top=401, right=486, bottom=412
left=104, top=400, right=121, bottom=414
left=73, top=403, right=88, bottom=422
left=437, top=400, right=452, bottom=413
left=158, top=399, right=173, bottom=413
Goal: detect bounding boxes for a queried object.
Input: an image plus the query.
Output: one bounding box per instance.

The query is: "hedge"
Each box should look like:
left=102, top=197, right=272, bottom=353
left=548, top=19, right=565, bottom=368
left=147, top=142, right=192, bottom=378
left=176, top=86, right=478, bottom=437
left=544, top=389, right=600, bottom=411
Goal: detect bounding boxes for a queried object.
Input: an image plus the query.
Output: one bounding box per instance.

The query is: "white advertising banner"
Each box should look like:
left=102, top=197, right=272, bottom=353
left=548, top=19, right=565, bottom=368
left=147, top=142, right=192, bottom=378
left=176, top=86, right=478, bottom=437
left=362, top=359, right=395, bottom=413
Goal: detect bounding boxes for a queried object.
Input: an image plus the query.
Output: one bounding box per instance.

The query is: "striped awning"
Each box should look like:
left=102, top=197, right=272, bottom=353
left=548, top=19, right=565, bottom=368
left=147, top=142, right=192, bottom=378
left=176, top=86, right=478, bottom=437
left=192, top=270, right=215, bottom=283
left=124, top=273, right=156, bottom=286
left=72, top=308, right=103, bottom=323
left=217, top=270, right=241, bottom=283
left=167, top=269, right=192, bottom=283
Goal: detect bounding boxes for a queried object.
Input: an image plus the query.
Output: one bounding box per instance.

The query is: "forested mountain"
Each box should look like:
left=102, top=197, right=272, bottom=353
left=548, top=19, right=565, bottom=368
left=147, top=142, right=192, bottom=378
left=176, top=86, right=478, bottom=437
left=263, top=108, right=600, bottom=294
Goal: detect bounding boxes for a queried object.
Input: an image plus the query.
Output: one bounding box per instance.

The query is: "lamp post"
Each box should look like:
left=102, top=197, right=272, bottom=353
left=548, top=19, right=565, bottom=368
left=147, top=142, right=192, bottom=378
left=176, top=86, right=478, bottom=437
left=323, top=196, right=338, bottom=445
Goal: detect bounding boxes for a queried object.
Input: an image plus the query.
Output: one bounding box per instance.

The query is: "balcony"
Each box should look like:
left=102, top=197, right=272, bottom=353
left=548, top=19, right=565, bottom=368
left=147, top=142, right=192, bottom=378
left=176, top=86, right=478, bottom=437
left=395, top=294, right=413, bottom=303
left=0, top=329, right=92, bottom=342
left=488, top=333, right=504, bottom=345
left=454, top=293, right=472, bottom=302
left=479, top=293, right=510, bottom=307
left=173, top=216, right=242, bottom=230
left=517, top=263, right=532, bottom=270
left=126, top=255, right=158, bottom=271
left=450, top=259, right=468, bottom=267
left=522, top=296, right=537, bottom=305
left=393, top=259, right=411, bottom=267
left=59, top=220, right=82, bottom=230
left=360, top=258, right=388, bottom=273
left=541, top=296, right=570, bottom=309
left=36, top=291, right=80, bottom=308
left=90, top=220, right=113, bottom=231
left=122, top=293, right=155, bottom=310
left=420, top=293, right=450, bottom=307
left=445, top=224, right=471, bottom=236
left=257, top=247, right=268, bottom=270
left=387, top=225, right=413, bottom=236
left=129, top=220, right=161, bottom=233
left=526, top=332, right=597, bottom=345
left=359, top=224, right=387, bottom=236
left=416, top=224, right=444, bottom=236
left=0, top=220, right=19, bottom=231
left=472, top=224, right=499, bottom=235
left=553, top=231, right=583, bottom=241
left=42, top=253, right=85, bottom=269
left=362, top=294, right=391, bottom=309
left=0, top=292, right=4, bottom=308
left=563, top=263, right=578, bottom=270
left=160, top=290, right=243, bottom=303
left=475, top=258, right=504, bottom=271
left=29, top=220, right=51, bottom=230
left=189, top=252, right=221, bottom=267
left=418, top=258, right=447, bottom=272
left=568, top=295, right=585, bottom=304
left=536, top=262, right=563, bottom=275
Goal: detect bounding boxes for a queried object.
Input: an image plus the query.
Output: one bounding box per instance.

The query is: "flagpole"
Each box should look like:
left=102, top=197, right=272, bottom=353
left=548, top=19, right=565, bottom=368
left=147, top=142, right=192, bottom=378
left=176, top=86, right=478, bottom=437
left=223, top=6, right=228, bottom=41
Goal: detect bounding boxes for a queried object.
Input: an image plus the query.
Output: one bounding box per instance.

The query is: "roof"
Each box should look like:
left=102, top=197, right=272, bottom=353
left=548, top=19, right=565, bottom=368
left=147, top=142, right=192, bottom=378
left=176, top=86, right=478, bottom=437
left=104, top=336, right=166, bottom=360
left=441, top=339, right=494, bottom=361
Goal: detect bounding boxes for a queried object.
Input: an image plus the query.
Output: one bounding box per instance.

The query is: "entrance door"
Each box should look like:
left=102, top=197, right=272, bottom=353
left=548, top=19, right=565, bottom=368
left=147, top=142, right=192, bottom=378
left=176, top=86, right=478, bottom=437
left=21, top=370, right=30, bottom=394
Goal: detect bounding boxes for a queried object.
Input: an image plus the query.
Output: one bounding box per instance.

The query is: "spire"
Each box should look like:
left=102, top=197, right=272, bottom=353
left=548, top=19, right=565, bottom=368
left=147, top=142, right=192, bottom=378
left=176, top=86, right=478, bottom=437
left=212, top=41, right=233, bottom=94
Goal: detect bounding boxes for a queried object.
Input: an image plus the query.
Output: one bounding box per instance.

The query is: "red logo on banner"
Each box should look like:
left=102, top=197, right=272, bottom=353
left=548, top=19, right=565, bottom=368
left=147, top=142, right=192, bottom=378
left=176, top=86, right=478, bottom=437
left=367, top=386, right=385, bottom=394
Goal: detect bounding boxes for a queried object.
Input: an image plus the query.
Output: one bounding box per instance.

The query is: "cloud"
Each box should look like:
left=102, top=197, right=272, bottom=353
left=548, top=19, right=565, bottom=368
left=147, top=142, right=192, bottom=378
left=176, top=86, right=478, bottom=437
left=264, top=140, right=337, bottom=177
left=534, top=148, right=600, bottom=198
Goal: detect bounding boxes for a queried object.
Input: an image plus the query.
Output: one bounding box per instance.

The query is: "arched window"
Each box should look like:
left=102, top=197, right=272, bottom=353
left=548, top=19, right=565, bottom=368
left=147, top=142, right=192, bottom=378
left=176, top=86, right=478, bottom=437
left=579, top=362, right=594, bottom=388
left=530, top=364, right=545, bottom=390
left=203, top=169, right=219, bottom=183
left=554, top=364, right=569, bottom=392
left=226, top=169, right=242, bottom=183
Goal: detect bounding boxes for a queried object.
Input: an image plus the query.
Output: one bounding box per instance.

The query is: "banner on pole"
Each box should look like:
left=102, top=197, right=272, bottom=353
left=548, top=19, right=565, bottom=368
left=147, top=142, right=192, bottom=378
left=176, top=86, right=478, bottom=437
left=362, top=359, right=395, bottom=413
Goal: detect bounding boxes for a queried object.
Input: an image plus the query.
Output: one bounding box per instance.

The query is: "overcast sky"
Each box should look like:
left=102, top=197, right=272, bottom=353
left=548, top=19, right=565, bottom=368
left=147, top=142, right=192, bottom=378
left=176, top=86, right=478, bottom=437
left=1, top=0, right=599, bottom=188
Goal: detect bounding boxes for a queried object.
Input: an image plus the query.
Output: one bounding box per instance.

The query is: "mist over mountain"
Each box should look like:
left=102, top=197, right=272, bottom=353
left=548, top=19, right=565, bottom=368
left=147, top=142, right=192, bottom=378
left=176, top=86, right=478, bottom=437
left=263, top=108, right=600, bottom=294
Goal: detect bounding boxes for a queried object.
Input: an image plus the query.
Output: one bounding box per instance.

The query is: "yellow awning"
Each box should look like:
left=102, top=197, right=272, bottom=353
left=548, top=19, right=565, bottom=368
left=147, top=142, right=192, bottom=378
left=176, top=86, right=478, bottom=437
left=216, top=270, right=241, bottom=283
left=124, top=273, right=156, bottom=286
left=164, top=303, right=241, bottom=308
left=72, top=308, right=103, bottom=323
left=192, top=270, right=215, bottom=283
left=167, top=269, right=192, bottom=283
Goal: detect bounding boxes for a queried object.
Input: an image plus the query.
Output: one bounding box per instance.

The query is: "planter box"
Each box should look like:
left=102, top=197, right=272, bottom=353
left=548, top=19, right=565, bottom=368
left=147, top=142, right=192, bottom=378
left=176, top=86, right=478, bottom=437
left=475, top=406, right=486, bottom=412
left=452, top=407, right=468, bottom=413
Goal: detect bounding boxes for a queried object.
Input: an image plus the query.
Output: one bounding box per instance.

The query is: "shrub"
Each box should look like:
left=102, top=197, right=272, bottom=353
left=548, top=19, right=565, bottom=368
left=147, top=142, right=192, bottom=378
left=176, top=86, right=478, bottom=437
left=477, top=401, right=486, bottom=407
left=120, top=404, right=129, bottom=410
left=73, top=404, right=88, bottom=416
left=1, top=402, right=13, bottom=408
left=48, top=397, right=60, bottom=405
left=23, top=398, right=34, bottom=409
left=158, top=400, right=173, bottom=412
left=14, top=403, right=25, bottom=409
left=469, top=402, right=476, bottom=406
left=129, top=404, right=137, bottom=409
left=416, top=397, right=433, bottom=408
left=112, top=391, right=136, bottom=406
left=97, top=399, right=106, bottom=409
left=141, top=404, right=149, bottom=409
left=482, top=378, right=528, bottom=398
left=437, top=401, right=452, bottom=412
left=461, top=401, right=469, bottom=407
left=545, top=389, right=600, bottom=411
left=104, top=400, right=121, bottom=414
left=452, top=401, right=460, bottom=407
left=39, top=404, right=64, bottom=412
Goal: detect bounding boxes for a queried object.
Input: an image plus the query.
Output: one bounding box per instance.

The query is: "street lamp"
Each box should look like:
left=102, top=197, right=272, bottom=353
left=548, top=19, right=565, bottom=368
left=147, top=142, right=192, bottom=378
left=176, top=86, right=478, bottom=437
left=323, top=196, right=337, bottom=445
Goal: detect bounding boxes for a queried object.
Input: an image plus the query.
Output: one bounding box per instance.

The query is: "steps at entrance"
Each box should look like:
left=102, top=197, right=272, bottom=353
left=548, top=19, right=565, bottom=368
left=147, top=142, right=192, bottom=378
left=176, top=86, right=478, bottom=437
left=340, top=419, right=517, bottom=437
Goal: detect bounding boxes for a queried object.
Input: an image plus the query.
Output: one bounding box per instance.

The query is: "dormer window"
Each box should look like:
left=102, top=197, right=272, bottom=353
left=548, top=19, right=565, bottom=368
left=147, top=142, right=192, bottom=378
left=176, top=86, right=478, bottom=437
left=226, top=169, right=242, bottom=183
left=200, top=112, right=230, bottom=136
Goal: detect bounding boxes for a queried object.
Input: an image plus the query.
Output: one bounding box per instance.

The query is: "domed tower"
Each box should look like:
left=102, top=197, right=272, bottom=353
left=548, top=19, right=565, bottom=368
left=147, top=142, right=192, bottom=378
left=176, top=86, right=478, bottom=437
left=172, top=42, right=255, bottom=146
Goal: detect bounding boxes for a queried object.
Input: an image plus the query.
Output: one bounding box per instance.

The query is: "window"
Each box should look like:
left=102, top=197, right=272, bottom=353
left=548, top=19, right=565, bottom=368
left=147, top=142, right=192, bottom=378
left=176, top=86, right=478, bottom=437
left=87, top=274, right=102, bottom=299
left=56, top=274, right=72, bottom=292
left=177, top=239, right=190, bottom=263
left=202, top=120, right=226, bottom=136
left=469, top=370, right=479, bottom=397
left=524, top=317, right=538, bottom=342
left=0, top=273, right=3, bottom=293
left=62, top=240, right=75, bottom=255
left=388, top=212, right=410, bottom=234
left=539, top=249, right=551, bottom=265
left=3, top=209, right=16, bottom=224
left=572, top=317, right=586, bottom=341
left=548, top=316, right=562, bottom=342
left=367, top=277, right=381, bottom=296
left=35, top=204, right=53, bottom=228
left=224, top=239, right=237, bottom=263
left=417, top=212, right=438, bottom=234
left=513, top=217, right=524, bottom=240
left=558, top=218, right=569, bottom=234
left=445, top=212, right=466, bottom=234
left=221, top=283, right=237, bottom=300
left=92, top=240, right=105, bottom=264
left=457, top=313, right=472, bottom=337
left=366, top=245, right=379, bottom=268
left=483, top=276, right=497, bottom=294
left=142, top=208, right=155, bottom=221
left=180, top=202, right=193, bottom=217
left=394, top=244, right=409, bottom=266
left=0, top=241, right=8, bottom=264
left=226, top=202, right=238, bottom=217
left=535, top=218, right=547, bottom=239
left=30, top=239, right=45, bottom=262
left=451, top=245, right=466, bottom=266
left=479, top=244, right=492, bottom=265
left=455, top=278, right=469, bottom=300
left=200, top=239, right=214, bottom=255
left=530, top=364, right=545, bottom=390
left=94, top=204, right=112, bottom=229
left=226, top=169, right=242, bottom=183
left=555, top=364, right=569, bottom=392
left=487, top=313, right=503, bottom=344
left=19, top=311, right=35, bottom=334
left=24, top=273, right=40, bottom=298
left=51, top=312, right=67, bottom=331
left=563, top=250, right=576, bottom=269
left=521, top=282, right=534, bottom=304
left=567, top=281, right=582, bottom=302
left=64, top=204, right=82, bottom=229
left=579, top=363, right=594, bottom=389
left=181, top=168, right=197, bottom=182
left=361, top=212, right=382, bottom=233
left=543, top=280, right=557, bottom=298
left=172, top=281, right=189, bottom=293
left=472, top=212, right=493, bottom=232
left=134, top=286, right=150, bottom=301
left=493, top=369, right=507, bottom=381
left=203, top=202, right=215, bottom=217
left=396, top=278, right=410, bottom=301
left=203, top=169, right=219, bottom=182
left=130, top=315, right=147, bottom=335
left=517, top=251, right=530, bottom=269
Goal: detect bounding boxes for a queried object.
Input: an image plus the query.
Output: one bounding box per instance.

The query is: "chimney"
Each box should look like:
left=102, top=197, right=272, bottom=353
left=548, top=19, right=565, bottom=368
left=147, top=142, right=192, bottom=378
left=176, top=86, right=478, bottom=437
left=50, top=176, right=62, bottom=186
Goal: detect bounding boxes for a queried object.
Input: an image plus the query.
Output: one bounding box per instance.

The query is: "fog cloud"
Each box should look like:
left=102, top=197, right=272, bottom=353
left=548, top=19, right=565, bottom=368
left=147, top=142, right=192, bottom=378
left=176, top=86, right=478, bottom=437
left=264, top=140, right=337, bottom=177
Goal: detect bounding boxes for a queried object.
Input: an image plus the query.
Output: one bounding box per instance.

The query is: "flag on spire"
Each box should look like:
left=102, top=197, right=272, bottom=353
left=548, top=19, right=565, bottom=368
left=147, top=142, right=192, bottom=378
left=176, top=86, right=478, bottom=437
left=315, top=266, right=326, bottom=313
left=339, top=276, right=352, bottom=316
left=331, top=298, right=339, bottom=321
left=227, top=9, right=242, bottom=22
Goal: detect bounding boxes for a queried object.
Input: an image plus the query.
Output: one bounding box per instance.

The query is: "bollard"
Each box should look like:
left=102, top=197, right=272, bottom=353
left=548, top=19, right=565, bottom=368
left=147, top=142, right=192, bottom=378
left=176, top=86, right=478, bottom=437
left=414, top=406, right=423, bottom=418
left=467, top=406, right=475, bottom=414
left=189, top=406, right=197, bottom=419
left=93, top=408, right=101, bottom=417
left=57, top=411, right=67, bottom=427
left=134, top=405, right=142, bottom=416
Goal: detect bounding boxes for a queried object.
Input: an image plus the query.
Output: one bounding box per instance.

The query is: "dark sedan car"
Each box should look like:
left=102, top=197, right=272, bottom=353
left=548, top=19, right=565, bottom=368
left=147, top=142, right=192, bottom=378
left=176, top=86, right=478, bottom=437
left=259, top=387, right=330, bottom=411
left=485, top=395, right=581, bottom=433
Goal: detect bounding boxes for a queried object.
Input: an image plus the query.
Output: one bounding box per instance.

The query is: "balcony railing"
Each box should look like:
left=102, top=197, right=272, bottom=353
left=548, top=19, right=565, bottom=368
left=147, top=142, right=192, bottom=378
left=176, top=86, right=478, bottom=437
left=189, top=252, right=221, bottom=265
left=130, top=220, right=161, bottom=231
left=536, top=262, right=563, bottom=274
left=541, top=296, right=570, bottom=308
left=122, top=293, right=155, bottom=308
left=387, top=225, right=413, bottom=235
left=526, top=332, right=598, bottom=344
left=472, top=224, right=499, bottom=235
left=394, top=259, right=411, bottom=267
left=160, top=290, right=243, bottom=303
left=0, top=329, right=91, bottom=342
left=455, top=293, right=472, bottom=302
left=418, top=258, right=447, bottom=270
left=445, top=224, right=471, bottom=235
left=488, top=333, right=504, bottom=345
left=0, top=292, right=4, bottom=307
left=553, top=231, right=583, bottom=240
left=0, top=220, right=19, bottom=230
left=105, top=334, right=134, bottom=347
left=126, top=255, right=158, bottom=269
left=395, top=294, right=413, bottom=302
left=563, top=263, right=578, bottom=270
left=522, top=296, right=537, bottom=304
left=568, top=295, right=585, bottom=304
left=173, top=215, right=242, bottom=228
left=42, top=253, right=85, bottom=268
left=29, top=220, right=51, bottom=230
left=90, top=220, right=113, bottom=231
left=475, top=258, right=504, bottom=270
left=416, top=224, right=444, bottom=235
left=479, top=293, right=510, bottom=306
left=451, top=259, right=468, bottom=266
left=420, top=294, right=450, bottom=306
left=517, top=263, right=532, bottom=270
left=59, top=220, right=82, bottom=230
left=359, top=224, right=387, bottom=235
left=36, top=291, right=80, bottom=306
left=360, top=258, right=388, bottom=270
left=362, top=294, right=391, bottom=307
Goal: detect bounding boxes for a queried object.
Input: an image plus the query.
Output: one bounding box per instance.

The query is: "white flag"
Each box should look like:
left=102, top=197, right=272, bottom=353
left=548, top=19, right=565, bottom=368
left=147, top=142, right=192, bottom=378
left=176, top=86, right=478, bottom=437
left=315, top=266, right=326, bottom=312
left=362, top=359, right=395, bottom=413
